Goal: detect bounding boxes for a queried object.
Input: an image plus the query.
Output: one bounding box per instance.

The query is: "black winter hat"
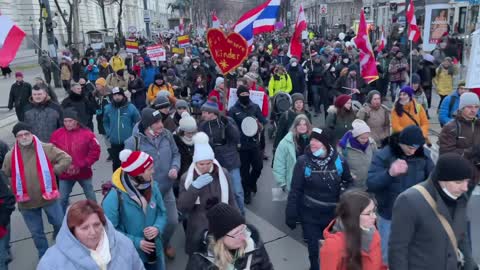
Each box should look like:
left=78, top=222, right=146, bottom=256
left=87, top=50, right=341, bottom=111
left=399, top=125, right=425, bottom=148
left=431, top=153, right=473, bottom=182
left=12, top=122, right=33, bottom=136
left=207, top=203, right=245, bottom=240
left=141, top=108, right=162, bottom=128
left=310, top=127, right=331, bottom=148
left=63, top=108, right=81, bottom=123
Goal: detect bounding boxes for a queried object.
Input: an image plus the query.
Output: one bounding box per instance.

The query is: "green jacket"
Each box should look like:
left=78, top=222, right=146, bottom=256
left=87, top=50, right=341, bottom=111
left=273, top=132, right=297, bottom=191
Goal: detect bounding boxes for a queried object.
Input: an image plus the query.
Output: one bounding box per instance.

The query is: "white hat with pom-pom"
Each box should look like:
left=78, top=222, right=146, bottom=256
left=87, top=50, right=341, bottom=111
left=179, top=111, right=197, bottom=132
left=192, top=132, right=214, bottom=162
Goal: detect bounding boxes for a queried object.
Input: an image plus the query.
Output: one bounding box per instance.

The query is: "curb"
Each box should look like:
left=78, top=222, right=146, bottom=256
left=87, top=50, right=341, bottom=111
left=0, top=115, right=18, bottom=129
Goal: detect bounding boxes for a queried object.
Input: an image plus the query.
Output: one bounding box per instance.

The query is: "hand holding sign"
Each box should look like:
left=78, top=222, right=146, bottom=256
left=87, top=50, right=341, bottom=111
left=206, top=29, right=249, bottom=74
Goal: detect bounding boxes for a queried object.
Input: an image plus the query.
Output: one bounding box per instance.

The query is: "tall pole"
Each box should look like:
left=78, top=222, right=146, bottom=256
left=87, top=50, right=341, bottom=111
left=42, top=0, right=61, bottom=88
left=143, top=0, right=151, bottom=39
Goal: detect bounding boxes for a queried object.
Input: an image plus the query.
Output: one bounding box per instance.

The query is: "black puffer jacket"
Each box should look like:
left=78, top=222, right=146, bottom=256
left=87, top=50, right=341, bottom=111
left=61, top=92, right=96, bottom=128
left=286, top=147, right=353, bottom=227
left=23, top=98, right=63, bottom=142
left=173, top=134, right=194, bottom=179
left=185, top=225, right=274, bottom=270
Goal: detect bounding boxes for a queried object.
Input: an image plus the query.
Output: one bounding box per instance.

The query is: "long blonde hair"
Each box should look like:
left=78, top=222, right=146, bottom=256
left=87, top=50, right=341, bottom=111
left=208, top=235, right=247, bottom=270
left=289, top=114, right=312, bottom=148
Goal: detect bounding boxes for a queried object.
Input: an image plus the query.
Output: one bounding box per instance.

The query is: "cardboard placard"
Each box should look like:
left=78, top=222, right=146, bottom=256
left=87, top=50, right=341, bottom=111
left=206, top=29, right=249, bottom=74
left=227, top=88, right=264, bottom=110
left=146, top=45, right=166, bottom=61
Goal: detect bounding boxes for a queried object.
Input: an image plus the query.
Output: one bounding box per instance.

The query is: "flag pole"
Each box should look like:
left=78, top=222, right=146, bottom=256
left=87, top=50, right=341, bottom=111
left=409, top=40, right=413, bottom=85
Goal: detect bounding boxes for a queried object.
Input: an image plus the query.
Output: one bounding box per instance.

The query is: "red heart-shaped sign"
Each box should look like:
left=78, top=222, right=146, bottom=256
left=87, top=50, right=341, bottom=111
left=207, top=29, right=249, bottom=75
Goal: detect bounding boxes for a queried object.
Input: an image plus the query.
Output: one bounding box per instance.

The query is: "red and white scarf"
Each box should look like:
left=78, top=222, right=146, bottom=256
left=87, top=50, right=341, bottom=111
left=11, top=135, right=59, bottom=202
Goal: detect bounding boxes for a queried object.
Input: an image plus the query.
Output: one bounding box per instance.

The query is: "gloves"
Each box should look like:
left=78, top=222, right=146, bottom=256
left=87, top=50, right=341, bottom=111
left=191, top=174, right=213, bottom=189
left=286, top=219, right=297, bottom=230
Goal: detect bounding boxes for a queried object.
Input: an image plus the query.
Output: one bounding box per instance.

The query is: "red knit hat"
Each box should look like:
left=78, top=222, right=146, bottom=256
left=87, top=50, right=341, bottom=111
left=119, top=149, right=154, bottom=177
left=334, top=94, right=351, bottom=109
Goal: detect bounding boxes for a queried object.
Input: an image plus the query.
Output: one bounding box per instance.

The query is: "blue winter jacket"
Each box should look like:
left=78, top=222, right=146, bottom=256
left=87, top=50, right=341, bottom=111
left=103, top=168, right=167, bottom=267
left=141, top=66, right=157, bottom=88
left=103, top=101, right=140, bottom=145
left=84, top=65, right=99, bottom=82
left=124, top=123, right=181, bottom=194
left=438, top=90, right=480, bottom=126
left=37, top=211, right=145, bottom=270
left=367, top=134, right=434, bottom=220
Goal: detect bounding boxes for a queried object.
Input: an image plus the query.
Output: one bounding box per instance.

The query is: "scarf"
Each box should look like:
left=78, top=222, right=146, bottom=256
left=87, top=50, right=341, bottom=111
left=89, top=229, right=111, bottom=270
left=308, top=145, right=336, bottom=171
left=181, top=136, right=194, bottom=146
left=338, top=131, right=369, bottom=152
left=11, top=135, right=59, bottom=202
left=184, top=160, right=229, bottom=205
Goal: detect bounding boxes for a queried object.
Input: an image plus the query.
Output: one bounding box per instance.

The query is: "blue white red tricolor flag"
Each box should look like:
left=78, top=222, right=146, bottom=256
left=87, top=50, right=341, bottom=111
left=234, top=0, right=281, bottom=46
left=0, top=15, right=25, bottom=67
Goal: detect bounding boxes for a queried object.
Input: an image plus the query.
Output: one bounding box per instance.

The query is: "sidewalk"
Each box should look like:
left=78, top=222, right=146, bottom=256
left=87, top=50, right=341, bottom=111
left=0, top=65, right=67, bottom=128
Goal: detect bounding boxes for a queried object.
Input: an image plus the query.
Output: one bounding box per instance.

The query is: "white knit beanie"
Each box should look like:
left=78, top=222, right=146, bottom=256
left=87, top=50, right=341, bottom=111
left=192, top=132, right=215, bottom=162
left=351, top=119, right=371, bottom=137
left=215, top=77, right=224, bottom=88
left=179, top=111, right=197, bottom=132
left=458, top=92, right=480, bottom=111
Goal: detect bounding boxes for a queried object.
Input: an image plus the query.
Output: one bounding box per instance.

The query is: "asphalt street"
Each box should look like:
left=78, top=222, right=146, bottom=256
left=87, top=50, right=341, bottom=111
left=0, top=67, right=478, bottom=269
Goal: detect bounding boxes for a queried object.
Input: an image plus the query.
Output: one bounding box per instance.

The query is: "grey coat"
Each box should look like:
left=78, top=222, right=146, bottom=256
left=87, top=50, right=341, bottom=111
left=177, top=165, right=237, bottom=255
left=389, top=180, right=476, bottom=270
left=37, top=215, right=145, bottom=270
left=337, top=138, right=377, bottom=189
left=124, top=123, right=181, bottom=194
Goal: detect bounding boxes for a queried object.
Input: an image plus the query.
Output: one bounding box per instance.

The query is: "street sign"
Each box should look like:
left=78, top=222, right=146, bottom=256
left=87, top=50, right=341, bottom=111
left=143, top=10, right=151, bottom=23
left=320, top=4, right=327, bottom=15
left=364, top=7, right=371, bottom=15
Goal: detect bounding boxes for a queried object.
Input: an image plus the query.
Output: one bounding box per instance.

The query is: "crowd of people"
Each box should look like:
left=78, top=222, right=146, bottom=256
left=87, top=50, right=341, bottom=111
left=0, top=28, right=480, bottom=270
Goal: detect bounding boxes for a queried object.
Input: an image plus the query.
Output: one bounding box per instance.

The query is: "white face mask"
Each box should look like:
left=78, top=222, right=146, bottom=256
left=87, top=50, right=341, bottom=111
left=330, top=67, right=335, bottom=72
left=343, top=59, right=349, bottom=64
left=291, top=62, right=298, bottom=67
left=442, top=187, right=459, bottom=200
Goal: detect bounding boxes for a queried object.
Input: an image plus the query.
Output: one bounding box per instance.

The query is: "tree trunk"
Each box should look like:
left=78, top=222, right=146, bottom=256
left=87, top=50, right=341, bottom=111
left=72, top=0, right=81, bottom=50
left=101, top=3, right=108, bottom=29
left=117, top=0, right=124, bottom=41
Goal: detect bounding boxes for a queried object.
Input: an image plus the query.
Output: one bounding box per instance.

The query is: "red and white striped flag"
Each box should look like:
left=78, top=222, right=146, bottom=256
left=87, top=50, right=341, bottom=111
left=287, top=5, right=307, bottom=60
left=353, top=9, right=379, bottom=84
left=179, top=17, right=184, bottom=35
left=212, top=11, right=220, bottom=28
left=406, top=0, right=420, bottom=42
left=377, top=26, right=386, bottom=53
left=0, top=15, right=26, bottom=67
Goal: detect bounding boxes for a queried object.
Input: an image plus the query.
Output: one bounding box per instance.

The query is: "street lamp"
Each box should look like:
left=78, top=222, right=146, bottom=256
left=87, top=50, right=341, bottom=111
left=29, top=16, right=37, bottom=53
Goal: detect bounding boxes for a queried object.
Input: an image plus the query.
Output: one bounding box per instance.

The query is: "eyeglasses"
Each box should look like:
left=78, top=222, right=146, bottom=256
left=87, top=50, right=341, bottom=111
left=225, top=225, right=247, bottom=239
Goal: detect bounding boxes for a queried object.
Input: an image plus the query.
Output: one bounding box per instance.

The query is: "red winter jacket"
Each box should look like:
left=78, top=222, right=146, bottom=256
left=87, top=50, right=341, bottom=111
left=319, top=219, right=387, bottom=270
left=50, top=126, right=101, bottom=180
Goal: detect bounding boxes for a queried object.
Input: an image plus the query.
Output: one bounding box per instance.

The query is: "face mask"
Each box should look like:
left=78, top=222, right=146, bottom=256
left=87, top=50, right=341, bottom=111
left=442, top=187, right=459, bottom=200
left=239, top=95, right=250, bottom=105
left=343, top=59, right=349, bottom=64
left=330, top=67, right=335, bottom=72
left=291, top=62, right=298, bottom=67
left=440, top=42, right=447, bottom=49
left=193, top=65, right=198, bottom=69
left=313, top=148, right=326, bottom=157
